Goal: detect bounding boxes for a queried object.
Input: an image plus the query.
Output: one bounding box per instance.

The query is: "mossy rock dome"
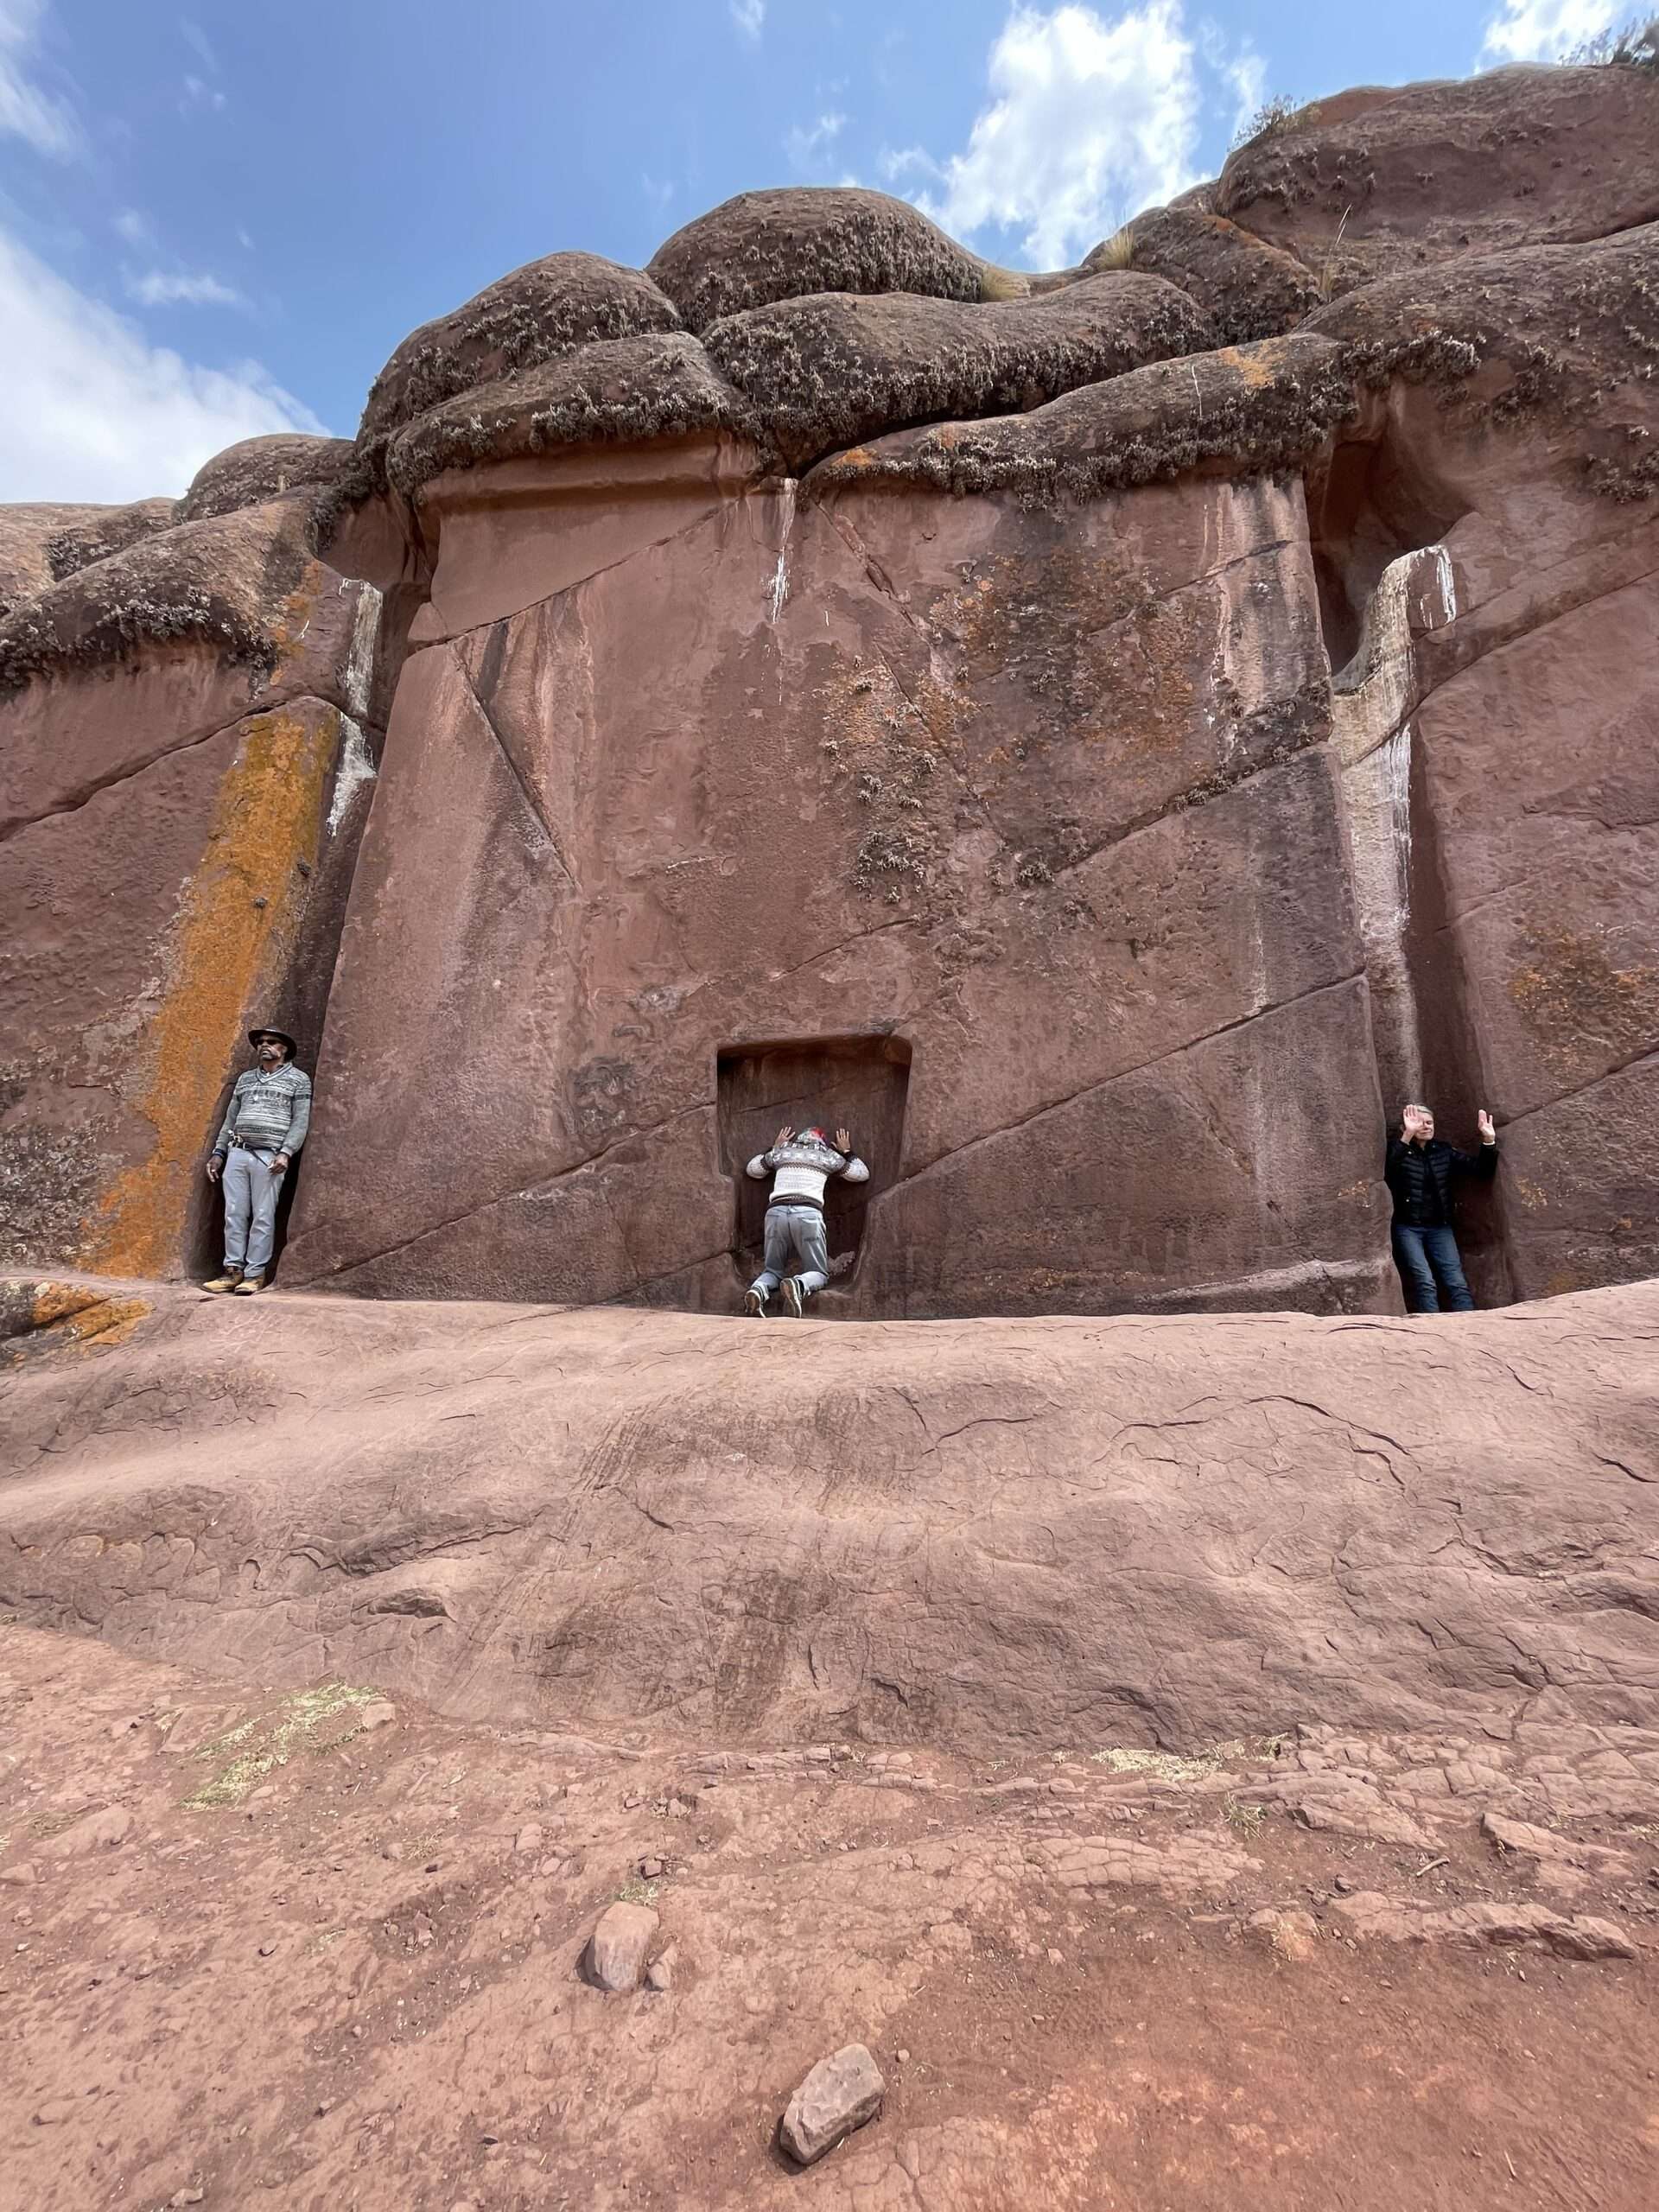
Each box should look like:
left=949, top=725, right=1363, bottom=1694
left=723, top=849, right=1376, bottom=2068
left=647, top=187, right=985, bottom=334
left=178, top=435, right=356, bottom=524
left=704, top=275, right=1212, bottom=470
left=384, top=333, right=752, bottom=497
left=359, top=252, right=683, bottom=454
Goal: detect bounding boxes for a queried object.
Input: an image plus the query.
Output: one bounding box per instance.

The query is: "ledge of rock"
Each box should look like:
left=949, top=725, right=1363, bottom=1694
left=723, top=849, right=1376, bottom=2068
left=647, top=186, right=984, bottom=333
left=1217, top=63, right=1659, bottom=289
left=384, top=331, right=755, bottom=497
left=0, top=498, right=178, bottom=621
left=0, top=498, right=316, bottom=696
left=3, top=1275, right=1656, bottom=1752
left=1110, top=207, right=1320, bottom=346
left=703, top=273, right=1212, bottom=470
left=1306, top=222, right=1659, bottom=499
left=176, top=434, right=358, bottom=524
left=807, top=333, right=1356, bottom=500
left=358, top=250, right=683, bottom=458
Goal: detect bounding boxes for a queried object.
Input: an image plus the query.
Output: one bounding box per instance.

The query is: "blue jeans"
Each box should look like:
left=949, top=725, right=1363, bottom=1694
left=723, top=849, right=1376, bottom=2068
left=1391, top=1222, right=1473, bottom=1313
left=221, top=1145, right=283, bottom=1273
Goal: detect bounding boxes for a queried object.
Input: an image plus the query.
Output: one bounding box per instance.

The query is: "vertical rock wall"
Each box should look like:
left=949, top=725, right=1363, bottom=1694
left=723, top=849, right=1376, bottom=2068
left=3, top=68, right=1657, bottom=1313
left=0, top=489, right=387, bottom=1276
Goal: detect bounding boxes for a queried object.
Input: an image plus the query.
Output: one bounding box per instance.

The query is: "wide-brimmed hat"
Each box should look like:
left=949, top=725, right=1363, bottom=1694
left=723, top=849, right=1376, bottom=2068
left=248, top=1025, right=299, bottom=1057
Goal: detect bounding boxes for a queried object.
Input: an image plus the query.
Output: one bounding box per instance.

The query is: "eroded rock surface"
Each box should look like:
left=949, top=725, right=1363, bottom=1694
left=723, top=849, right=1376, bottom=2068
left=3, top=1276, right=1656, bottom=1751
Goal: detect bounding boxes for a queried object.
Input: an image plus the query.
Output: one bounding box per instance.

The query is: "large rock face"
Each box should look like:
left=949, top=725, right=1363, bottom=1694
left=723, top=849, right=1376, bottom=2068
left=2, top=60, right=1656, bottom=1317
left=0, top=500, right=385, bottom=1276
left=2, top=1277, right=1656, bottom=1749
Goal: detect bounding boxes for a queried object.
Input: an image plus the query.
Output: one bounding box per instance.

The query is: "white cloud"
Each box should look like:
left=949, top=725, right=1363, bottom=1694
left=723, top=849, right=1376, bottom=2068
left=178, top=15, right=217, bottom=72
left=730, top=0, right=765, bottom=38
left=785, top=110, right=847, bottom=168
left=0, top=0, right=82, bottom=158
left=895, top=3, right=1202, bottom=270
left=1479, top=0, right=1618, bottom=61
left=1198, top=16, right=1266, bottom=136
left=124, top=266, right=245, bottom=308
left=0, top=224, right=326, bottom=503
left=113, top=207, right=152, bottom=247
left=181, top=71, right=226, bottom=111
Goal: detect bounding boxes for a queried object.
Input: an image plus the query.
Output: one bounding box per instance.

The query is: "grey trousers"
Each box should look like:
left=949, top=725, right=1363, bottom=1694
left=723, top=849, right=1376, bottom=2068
left=222, top=1145, right=283, bottom=1272
left=751, top=1205, right=830, bottom=1297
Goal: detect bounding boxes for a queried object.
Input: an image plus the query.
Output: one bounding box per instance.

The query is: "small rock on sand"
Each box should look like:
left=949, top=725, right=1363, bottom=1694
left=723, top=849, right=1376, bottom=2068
left=586, top=1901, right=658, bottom=1991
left=780, top=2043, right=885, bottom=2165
left=47, top=1806, right=130, bottom=1858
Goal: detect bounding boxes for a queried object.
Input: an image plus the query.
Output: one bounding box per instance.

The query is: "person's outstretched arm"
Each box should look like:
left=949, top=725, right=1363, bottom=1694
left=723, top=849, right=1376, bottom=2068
left=834, top=1127, right=870, bottom=1184
left=1450, top=1109, right=1499, bottom=1177
left=747, top=1122, right=795, bottom=1179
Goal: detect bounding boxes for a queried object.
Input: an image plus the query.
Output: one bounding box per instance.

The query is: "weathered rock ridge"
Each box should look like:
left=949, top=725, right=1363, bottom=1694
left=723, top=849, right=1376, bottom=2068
left=2, top=59, right=1656, bottom=1316
left=3, top=1275, right=1656, bottom=1751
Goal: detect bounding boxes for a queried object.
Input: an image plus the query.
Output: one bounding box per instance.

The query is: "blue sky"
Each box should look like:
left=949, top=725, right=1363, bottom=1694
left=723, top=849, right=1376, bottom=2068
left=0, top=0, right=1630, bottom=501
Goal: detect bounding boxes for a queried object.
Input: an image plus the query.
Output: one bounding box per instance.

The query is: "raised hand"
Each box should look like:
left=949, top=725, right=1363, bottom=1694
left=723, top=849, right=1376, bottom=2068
left=834, top=1127, right=852, bottom=1155
left=1402, top=1103, right=1427, bottom=1140
left=1477, top=1109, right=1496, bottom=1143
left=774, top=1123, right=795, bottom=1147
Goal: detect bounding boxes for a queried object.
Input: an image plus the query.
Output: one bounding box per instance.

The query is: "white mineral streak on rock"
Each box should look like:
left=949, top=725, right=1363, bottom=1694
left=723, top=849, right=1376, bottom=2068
left=326, top=715, right=377, bottom=836
left=1330, top=544, right=1458, bottom=1107
left=767, top=477, right=797, bottom=623
left=344, top=581, right=384, bottom=719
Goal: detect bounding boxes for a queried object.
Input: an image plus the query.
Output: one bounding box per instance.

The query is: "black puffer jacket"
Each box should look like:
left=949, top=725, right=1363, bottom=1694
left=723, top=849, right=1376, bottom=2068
left=1384, top=1135, right=1497, bottom=1226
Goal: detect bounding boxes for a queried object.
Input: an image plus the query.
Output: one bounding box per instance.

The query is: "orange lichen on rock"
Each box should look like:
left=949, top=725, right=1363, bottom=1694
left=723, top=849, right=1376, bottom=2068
left=87, top=703, right=341, bottom=1277
left=38, top=1290, right=150, bottom=1350
left=0, top=1280, right=150, bottom=1364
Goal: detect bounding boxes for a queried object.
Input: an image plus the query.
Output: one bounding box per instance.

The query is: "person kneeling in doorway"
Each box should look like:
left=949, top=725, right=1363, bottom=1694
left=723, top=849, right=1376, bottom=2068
left=744, top=1122, right=868, bottom=1317
left=1384, top=1101, right=1497, bottom=1313
left=202, top=1027, right=313, bottom=1295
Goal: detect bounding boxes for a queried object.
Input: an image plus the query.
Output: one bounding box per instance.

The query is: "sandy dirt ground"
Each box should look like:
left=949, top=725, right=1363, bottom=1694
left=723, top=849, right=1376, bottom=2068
left=3, top=1618, right=1657, bottom=2211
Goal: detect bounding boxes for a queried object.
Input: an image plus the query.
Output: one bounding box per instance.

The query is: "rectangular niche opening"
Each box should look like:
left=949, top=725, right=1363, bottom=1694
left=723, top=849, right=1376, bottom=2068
left=715, top=1033, right=912, bottom=1288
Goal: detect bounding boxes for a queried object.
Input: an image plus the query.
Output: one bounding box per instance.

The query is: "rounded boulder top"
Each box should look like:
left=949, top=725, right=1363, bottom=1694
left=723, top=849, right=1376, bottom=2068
left=358, top=251, right=683, bottom=453
left=177, top=435, right=357, bottom=524
left=646, top=185, right=985, bottom=333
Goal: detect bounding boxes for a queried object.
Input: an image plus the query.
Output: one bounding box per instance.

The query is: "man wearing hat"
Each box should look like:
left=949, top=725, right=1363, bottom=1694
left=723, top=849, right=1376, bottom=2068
left=201, top=1026, right=313, bottom=1294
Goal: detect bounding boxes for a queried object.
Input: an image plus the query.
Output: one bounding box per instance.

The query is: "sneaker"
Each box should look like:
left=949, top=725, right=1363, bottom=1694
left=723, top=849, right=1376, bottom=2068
left=231, top=1273, right=264, bottom=1297
left=202, top=1270, right=243, bottom=1293
left=780, top=1275, right=805, bottom=1319
left=744, top=1287, right=768, bottom=1318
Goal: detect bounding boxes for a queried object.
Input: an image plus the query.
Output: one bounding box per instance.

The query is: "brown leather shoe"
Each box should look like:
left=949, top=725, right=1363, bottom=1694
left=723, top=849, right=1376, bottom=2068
left=231, top=1273, right=264, bottom=1296
left=202, top=1270, right=243, bottom=1293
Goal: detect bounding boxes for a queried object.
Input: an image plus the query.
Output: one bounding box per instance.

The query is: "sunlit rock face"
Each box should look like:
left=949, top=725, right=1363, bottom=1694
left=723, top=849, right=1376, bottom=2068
left=3, top=63, right=1658, bottom=1314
